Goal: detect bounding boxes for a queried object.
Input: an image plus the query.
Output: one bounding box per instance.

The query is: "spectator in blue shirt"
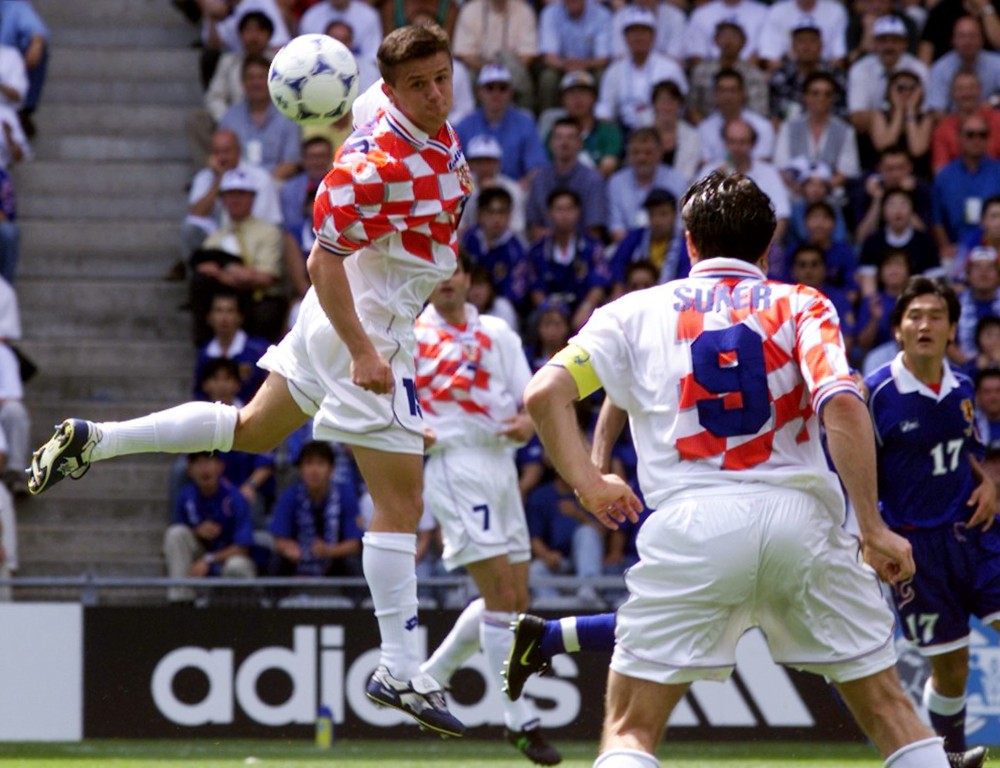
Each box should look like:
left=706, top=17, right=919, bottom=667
left=0, top=166, right=17, bottom=284
left=218, top=54, right=301, bottom=182
left=269, top=440, right=362, bottom=578
left=608, top=187, right=685, bottom=295
left=455, top=64, right=547, bottom=186
left=536, top=0, right=612, bottom=112
left=194, top=291, right=269, bottom=404
left=280, top=136, right=334, bottom=303
left=0, top=0, right=47, bottom=137
left=527, top=188, right=611, bottom=330
left=461, top=187, right=532, bottom=318
left=932, top=112, right=1000, bottom=262
left=163, top=451, right=257, bottom=603
left=525, top=116, right=609, bottom=242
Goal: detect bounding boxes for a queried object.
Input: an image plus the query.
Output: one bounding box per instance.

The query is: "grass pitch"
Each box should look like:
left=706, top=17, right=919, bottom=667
left=0, top=740, right=919, bottom=767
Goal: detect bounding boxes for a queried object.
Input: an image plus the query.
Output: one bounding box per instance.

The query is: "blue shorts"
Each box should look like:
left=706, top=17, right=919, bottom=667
left=892, top=522, right=1000, bottom=655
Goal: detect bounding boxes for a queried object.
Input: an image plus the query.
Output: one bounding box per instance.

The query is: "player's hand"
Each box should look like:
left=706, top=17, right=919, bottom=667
left=498, top=412, right=534, bottom=443
left=351, top=351, right=393, bottom=394
left=575, top=474, right=644, bottom=530
left=966, top=476, right=998, bottom=530
left=422, top=426, right=437, bottom=450
left=861, top=526, right=915, bottom=584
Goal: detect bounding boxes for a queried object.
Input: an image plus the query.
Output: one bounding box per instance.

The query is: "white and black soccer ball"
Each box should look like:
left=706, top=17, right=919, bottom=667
left=267, top=34, right=360, bottom=126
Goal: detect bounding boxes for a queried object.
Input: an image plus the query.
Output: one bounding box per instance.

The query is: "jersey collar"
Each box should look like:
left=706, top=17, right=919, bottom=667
left=689, top=257, right=766, bottom=280
left=890, top=352, right=960, bottom=400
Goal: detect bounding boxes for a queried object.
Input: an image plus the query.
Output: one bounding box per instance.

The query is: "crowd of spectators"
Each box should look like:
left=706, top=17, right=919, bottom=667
left=157, top=0, right=1000, bottom=607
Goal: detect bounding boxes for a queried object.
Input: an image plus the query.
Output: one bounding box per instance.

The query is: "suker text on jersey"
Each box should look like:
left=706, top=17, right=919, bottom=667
left=672, top=283, right=773, bottom=313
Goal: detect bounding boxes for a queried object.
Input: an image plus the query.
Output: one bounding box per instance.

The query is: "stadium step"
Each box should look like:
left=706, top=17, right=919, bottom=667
left=15, top=160, right=192, bottom=196
left=42, top=78, right=203, bottom=106
left=35, top=104, right=194, bottom=137
left=19, top=279, right=190, bottom=341
left=18, top=523, right=168, bottom=560
left=49, top=47, right=199, bottom=82
left=19, top=339, right=193, bottom=376
left=21, top=217, right=181, bottom=258
left=53, top=26, right=197, bottom=49
left=38, top=0, right=186, bottom=26
left=31, top=133, right=190, bottom=162
left=19, top=193, right=188, bottom=221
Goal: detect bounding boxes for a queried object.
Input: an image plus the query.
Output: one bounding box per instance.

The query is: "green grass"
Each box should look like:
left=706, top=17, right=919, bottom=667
left=0, top=740, right=907, bottom=767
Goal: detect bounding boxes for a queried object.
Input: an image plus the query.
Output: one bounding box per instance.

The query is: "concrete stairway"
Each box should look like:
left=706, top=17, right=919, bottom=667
left=14, top=0, right=201, bottom=577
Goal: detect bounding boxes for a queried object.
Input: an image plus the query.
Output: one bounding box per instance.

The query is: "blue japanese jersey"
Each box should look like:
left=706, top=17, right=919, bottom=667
left=268, top=479, right=361, bottom=576
left=866, top=354, right=983, bottom=529
left=172, top=478, right=255, bottom=553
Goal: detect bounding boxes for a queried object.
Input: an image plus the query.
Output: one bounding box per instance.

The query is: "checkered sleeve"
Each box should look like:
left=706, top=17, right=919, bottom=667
left=312, top=145, right=413, bottom=257
left=794, top=285, right=860, bottom=413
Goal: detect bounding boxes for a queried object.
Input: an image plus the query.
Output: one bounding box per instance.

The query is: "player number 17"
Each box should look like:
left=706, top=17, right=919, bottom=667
left=929, top=439, right=963, bottom=476
left=905, top=613, right=939, bottom=645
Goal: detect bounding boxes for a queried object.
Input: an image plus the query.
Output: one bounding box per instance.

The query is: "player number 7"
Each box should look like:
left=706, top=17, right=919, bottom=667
left=472, top=503, right=490, bottom=531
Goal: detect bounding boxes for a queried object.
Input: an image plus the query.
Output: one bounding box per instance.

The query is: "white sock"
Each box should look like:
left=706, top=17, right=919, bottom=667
left=923, top=678, right=967, bottom=715
left=593, top=748, right=661, bottom=768
left=884, top=737, right=949, bottom=768
left=560, top=616, right=581, bottom=653
left=421, top=598, right=484, bottom=685
left=481, top=609, right=534, bottom=731
left=91, top=402, right=238, bottom=461
left=363, top=532, right=420, bottom=681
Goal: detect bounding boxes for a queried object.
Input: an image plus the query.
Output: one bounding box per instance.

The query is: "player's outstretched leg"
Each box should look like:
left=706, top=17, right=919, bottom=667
left=504, top=613, right=551, bottom=701
left=28, top=419, right=100, bottom=494
left=948, top=746, right=988, bottom=768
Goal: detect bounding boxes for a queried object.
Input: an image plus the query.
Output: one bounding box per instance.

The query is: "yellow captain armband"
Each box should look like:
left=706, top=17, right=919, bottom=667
left=549, top=343, right=602, bottom=399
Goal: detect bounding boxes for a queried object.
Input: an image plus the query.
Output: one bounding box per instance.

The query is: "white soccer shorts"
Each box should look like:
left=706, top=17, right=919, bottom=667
left=612, top=485, right=897, bottom=685
left=258, top=288, right=424, bottom=455
left=423, top=447, right=531, bottom=570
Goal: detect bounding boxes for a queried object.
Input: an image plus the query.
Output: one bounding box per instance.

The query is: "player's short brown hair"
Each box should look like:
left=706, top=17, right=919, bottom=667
left=681, top=169, right=776, bottom=264
left=377, top=24, right=452, bottom=85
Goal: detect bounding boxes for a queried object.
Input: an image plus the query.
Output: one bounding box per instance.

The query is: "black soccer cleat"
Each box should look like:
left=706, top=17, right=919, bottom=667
left=503, top=613, right=550, bottom=702
left=27, top=419, right=100, bottom=495
left=948, top=746, right=989, bottom=768
left=366, top=665, right=465, bottom=738
left=506, top=723, right=562, bottom=765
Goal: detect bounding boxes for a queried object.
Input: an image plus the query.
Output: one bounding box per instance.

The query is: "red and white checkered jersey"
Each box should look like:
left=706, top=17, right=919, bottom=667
left=570, top=257, right=858, bottom=518
left=312, top=101, right=473, bottom=326
left=415, top=303, right=534, bottom=451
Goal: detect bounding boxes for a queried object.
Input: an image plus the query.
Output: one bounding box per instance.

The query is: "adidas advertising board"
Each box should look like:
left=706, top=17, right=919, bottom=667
left=20, top=605, right=1000, bottom=741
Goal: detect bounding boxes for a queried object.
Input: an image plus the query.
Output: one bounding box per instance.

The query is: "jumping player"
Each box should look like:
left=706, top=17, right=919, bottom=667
left=28, top=24, right=471, bottom=738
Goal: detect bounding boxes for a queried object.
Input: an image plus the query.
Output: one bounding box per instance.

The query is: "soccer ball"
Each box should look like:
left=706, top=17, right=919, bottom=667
left=268, top=34, right=360, bottom=125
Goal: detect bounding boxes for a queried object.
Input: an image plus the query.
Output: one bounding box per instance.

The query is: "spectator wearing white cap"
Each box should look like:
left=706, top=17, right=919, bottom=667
left=757, top=0, right=848, bottom=68
left=845, top=0, right=918, bottom=68
left=191, top=167, right=288, bottom=345
left=684, top=0, right=768, bottom=65
left=769, top=20, right=848, bottom=123
left=926, top=15, right=1000, bottom=114
left=456, top=64, right=548, bottom=188
left=610, top=0, right=687, bottom=63
left=452, top=0, right=538, bottom=109
left=537, top=71, right=624, bottom=178
left=847, top=15, right=928, bottom=137
left=687, top=20, right=769, bottom=124
left=458, top=134, right=527, bottom=240
left=537, top=0, right=612, bottom=113
left=596, top=6, right=688, bottom=132
left=774, top=70, right=859, bottom=195
left=182, top=127, right=282, bottom=268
